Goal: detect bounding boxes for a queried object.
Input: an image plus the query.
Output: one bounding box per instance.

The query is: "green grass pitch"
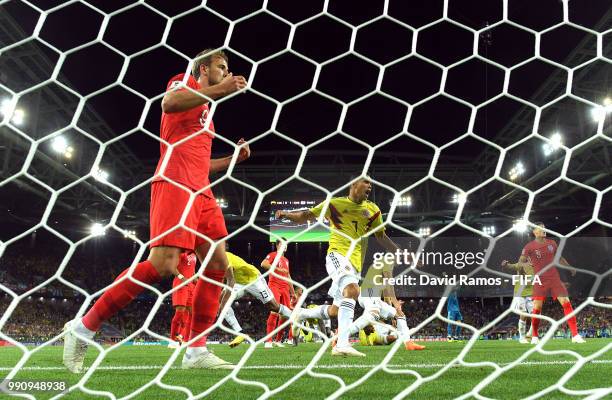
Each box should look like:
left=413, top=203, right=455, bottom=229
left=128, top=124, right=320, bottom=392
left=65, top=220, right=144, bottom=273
left=1, top=339, right=610, bottom=399
left=269, top=229, right=330, bottom=242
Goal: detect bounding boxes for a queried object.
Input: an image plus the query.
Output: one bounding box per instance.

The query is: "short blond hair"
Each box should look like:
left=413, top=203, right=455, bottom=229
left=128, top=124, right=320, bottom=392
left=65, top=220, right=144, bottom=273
left=192, top=49, right=228, bottom=79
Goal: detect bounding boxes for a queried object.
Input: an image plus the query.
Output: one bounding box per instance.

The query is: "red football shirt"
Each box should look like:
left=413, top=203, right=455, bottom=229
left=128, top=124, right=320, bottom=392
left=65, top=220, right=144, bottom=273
left=264, top=251, right=290, bottom=289
left=153, top=73, right=215, bottom=198
left=521, top=238, right=560, bottom=280
left=173, top=252, right=197, bottom=288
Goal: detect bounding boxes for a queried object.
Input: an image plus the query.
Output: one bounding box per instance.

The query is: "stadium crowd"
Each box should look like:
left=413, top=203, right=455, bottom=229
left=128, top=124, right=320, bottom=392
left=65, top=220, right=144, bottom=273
left=1, top=240, right=610, bottom=343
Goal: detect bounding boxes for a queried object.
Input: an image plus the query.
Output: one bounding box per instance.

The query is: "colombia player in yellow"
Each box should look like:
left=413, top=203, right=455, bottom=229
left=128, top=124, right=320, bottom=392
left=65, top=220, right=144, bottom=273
left=218, top=247, right=293, bottom=348
left=276, top=175, right=405, bottom=357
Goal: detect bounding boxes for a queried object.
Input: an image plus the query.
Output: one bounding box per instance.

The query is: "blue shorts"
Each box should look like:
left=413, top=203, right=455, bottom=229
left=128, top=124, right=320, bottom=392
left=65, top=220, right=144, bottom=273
left=448, top=311, right=463, bottom=321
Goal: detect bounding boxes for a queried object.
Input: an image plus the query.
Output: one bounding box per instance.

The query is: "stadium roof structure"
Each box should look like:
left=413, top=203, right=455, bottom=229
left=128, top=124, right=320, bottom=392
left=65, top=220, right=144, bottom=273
left=1, top=1, right=611, bottom=240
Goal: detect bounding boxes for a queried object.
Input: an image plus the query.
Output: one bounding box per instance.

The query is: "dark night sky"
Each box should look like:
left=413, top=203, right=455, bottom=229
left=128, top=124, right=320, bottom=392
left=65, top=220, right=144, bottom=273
left=2, top=0, right=610, bottom=159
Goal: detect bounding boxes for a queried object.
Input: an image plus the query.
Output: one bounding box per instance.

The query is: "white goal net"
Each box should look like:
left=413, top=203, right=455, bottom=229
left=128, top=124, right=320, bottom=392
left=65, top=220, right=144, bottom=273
left=1, top=0, right=611, bottom=399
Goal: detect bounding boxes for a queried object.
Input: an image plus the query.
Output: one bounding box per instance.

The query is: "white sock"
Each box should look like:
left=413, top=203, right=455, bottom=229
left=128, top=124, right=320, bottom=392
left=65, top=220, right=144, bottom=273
left=349, top=313, right=376, bottom=336
left=278, top=304, right=292, bottom=319
left=337, top=298, right=356, bottom=348
left=527, top=324, right=533, bottom=337
left=224, top=307, right=242, bottom=333
left=298, top=305, right=329, bottom=320
left=518, top=319, right=526, bottom=338
left=396, top=316, right=410, bottom=340
left=74, top=319, right=95, bottom=339
left=186, top=346, right=207, bottom=357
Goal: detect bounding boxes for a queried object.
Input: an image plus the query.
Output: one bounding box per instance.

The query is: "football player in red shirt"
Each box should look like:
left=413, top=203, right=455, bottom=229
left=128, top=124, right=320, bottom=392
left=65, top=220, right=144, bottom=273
left=63, top=49, right=249, bottom=372
left=261, top=238, right=296, bottom=348
left=503, top=222, right=585, bottom=344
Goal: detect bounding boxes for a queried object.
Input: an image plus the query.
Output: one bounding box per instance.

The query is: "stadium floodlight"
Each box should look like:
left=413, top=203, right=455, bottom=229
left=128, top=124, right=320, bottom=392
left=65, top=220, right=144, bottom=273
left=513, top=219, right=528, bottom=233
left=123, top=229, right=136, bottom=239
left=542, top=132, right=563, bottom=156
left=90, top=222, right=106, bottom=237
left=51, top=136, right=74, bottom=158
left=216, top=198, right=228, bottom=208
left=93, top=168, right=109, bottom=182
left=398, top=195, right=412, bottom=207
left=51, top=136, right=68, bottom=153
left=418, top=226, right=430, bottom=237
left=482, top=225, right=496, bottom=235
left=591, top=102, right=612, bottom=122
left=0, top=98, right=11, bottom=115
left=508, top=161, right=525, bottom=181
left=451, top=192, right=467, bottom=204
left=10, top=108, right=25, bottom=125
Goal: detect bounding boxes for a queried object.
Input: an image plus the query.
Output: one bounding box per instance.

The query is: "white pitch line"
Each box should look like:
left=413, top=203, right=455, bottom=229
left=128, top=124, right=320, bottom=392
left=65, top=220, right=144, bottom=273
left=0, top=360, right=610, bottom=371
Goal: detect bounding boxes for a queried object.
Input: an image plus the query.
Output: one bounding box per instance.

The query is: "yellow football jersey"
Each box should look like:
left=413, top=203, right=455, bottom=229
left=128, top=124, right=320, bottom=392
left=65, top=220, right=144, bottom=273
left=310, top=197, right=384, bottom=272
left=226, top=251, right=260, bottom=285
left=513, top=263, right=534, bottom=297
left=359, top=329, right=369, bottom=346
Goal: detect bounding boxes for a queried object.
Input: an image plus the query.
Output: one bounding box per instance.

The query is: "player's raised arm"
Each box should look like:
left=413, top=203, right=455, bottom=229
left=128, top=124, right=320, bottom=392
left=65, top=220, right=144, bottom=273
left=162, top=50, right=247, bottom=114
left=275, top=209, right=316, bottom=224
left=501, top=256, right=530, bottom=271
left=210, top=138, right=251, bottom=173
left=162, top=73, right=246, bottom=113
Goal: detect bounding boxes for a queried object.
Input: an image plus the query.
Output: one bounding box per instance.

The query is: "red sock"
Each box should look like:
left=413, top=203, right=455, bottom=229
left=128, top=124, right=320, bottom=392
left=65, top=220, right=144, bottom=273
left=189, top=269, right=225, bottom=347
left=171, top=309, right=188, bottom=341
left=82, top=261, right=161, bottom=332
left=562, top=302, right=578, bottom=337
left=531, top=308, right=541, bottom=338
left=170, top=310, right=181, bottom=341
left=275, top=318, right=287, bottom=342
left=181, top=311, right=192, bottom=340
left=266, top=313, right=279, bottom=342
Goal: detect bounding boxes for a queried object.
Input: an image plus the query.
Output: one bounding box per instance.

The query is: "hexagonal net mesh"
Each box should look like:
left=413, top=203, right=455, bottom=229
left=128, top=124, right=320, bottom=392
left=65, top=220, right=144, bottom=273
left=0, top=0, right=611, bottom=398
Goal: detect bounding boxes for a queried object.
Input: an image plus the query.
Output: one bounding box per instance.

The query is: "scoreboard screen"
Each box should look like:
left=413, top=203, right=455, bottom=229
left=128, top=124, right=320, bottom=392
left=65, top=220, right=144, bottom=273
left=269, top=200, right=330, bottom=242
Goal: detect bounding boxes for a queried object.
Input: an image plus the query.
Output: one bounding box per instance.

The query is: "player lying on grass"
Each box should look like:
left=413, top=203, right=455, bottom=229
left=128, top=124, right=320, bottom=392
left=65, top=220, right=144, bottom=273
left=62, top=48, right=249, bottom=373
left=218, top=246, right=293, bottom=348
left=344, top=293, right=425, bottom=350
left=502, top=258, right=534, bottom=344
left=502, top=222, right=585, bottom=344
left=358, top=320, right=398, bottom=346
left=293, top=300, right=332, bottom=345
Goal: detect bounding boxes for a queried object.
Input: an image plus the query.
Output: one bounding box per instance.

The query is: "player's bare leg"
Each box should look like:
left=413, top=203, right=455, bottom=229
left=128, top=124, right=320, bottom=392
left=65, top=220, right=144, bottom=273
left=63, top=245, right=180, bottom=373
left=557, top=296, right=585, bottom=343
left=182, top=241, right=233, bottom=369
